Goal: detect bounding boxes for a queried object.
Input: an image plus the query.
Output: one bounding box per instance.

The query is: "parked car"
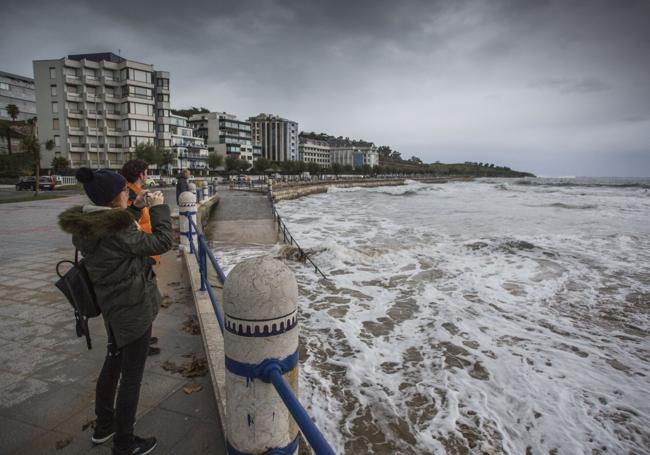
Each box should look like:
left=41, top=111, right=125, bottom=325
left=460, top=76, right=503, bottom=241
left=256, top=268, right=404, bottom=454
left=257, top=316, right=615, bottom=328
left=15, top=176, right=55, bottom=191
left=144, top=177, right=158, bottom=187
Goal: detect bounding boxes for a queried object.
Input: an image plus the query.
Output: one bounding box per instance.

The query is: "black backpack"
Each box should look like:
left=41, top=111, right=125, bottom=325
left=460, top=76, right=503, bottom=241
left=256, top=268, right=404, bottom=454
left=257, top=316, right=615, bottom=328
left=55, top=250, right=101, bottom=349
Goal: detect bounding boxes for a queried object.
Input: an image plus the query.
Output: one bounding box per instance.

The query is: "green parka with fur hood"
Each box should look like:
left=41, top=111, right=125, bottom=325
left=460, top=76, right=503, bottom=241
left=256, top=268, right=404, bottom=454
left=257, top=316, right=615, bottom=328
left=58, top=204, right=173, bottom=348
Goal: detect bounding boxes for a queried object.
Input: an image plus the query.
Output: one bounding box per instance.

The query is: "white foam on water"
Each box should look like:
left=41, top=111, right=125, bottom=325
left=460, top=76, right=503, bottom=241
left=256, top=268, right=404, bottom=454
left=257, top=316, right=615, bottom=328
left=212, top=179, right=650, bottom=454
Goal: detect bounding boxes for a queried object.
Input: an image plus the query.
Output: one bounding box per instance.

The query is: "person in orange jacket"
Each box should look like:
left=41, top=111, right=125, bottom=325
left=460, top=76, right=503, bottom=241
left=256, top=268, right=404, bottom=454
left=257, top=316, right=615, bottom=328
left=122, top=159, right=161, bottom=356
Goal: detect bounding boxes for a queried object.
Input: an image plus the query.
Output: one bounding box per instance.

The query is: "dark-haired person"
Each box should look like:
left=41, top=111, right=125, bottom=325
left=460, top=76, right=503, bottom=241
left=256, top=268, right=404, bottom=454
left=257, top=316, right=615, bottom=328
left=175, top=168, right=190, bottom=204
left=121, top=159, right=161, bottom=356
left=59, top=167, right=172, bottom=455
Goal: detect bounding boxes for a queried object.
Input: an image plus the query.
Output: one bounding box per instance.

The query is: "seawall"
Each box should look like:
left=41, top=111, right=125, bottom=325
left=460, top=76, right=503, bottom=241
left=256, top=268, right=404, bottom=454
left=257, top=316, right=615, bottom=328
left=271, top=178, right=405, bottom=201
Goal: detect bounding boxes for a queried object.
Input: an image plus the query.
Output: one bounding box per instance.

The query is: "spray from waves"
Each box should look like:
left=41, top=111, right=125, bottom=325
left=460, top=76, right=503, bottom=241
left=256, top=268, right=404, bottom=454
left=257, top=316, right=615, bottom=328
left=328, top=182, right=442, bottom=197
left=513, top=177, right=650, bottom=189
left=524, top=202, right=599, bottom=210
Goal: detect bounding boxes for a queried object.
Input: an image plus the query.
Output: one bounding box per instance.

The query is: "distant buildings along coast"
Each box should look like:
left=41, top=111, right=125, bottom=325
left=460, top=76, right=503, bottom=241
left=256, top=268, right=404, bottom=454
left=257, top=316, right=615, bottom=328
left=3, top=52, right=383, bottom=172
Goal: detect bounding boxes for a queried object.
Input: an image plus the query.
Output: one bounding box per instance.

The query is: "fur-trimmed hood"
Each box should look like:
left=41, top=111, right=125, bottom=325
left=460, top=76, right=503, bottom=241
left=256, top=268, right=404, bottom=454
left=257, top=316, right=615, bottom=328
left=59, top=205, right=136, bottom=243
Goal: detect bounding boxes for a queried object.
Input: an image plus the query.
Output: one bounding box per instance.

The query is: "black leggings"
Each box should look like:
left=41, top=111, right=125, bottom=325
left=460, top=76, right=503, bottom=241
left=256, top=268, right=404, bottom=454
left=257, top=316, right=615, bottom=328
left=95, top=325, right=151, bottom=446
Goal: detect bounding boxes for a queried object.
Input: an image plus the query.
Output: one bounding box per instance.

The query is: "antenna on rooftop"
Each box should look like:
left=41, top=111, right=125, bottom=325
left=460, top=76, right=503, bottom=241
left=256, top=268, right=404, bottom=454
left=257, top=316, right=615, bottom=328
left=118, top=49, right=121, bottom=56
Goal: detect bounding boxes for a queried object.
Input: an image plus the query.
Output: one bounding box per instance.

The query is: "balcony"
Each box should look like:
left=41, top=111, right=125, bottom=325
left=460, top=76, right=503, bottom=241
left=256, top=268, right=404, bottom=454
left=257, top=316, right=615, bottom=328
left=102, top=76, right=121, bottom=86
left=67, top=109, right=83, bottom=119
left=86, top=110, right=102, bottom=118
left=85, top=75, right=100, bottom=85
left=104, top=111, right=121, bottom=119
left=66, top=92, right=81, bottom=101
left=65, top=74, right=82, bottom=84
left=105, top=127, right=122, bottom=136
left=69, top=143, right=86, bottom=151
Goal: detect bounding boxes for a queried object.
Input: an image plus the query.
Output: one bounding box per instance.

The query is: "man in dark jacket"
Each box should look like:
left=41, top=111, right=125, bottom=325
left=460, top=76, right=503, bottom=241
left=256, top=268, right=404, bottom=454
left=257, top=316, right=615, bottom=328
left=59, top=168, right=172, bottom=455
left=175, top=168, right=190, bottom=203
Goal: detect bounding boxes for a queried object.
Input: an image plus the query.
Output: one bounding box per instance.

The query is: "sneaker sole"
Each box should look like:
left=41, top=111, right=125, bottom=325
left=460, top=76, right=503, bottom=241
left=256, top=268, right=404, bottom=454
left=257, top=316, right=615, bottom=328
left=91, top=432, right=115, bottom=444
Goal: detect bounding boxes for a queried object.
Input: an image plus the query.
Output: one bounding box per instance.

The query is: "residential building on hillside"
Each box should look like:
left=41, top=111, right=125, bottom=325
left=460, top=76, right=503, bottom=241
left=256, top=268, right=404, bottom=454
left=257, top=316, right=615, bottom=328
left=0, top=71, right=36, bottom=121
left=299, top=137, right=331, bottom=167
left=248, top=113, right=298, bottom=162
left=330, top=144, right=379, bottom=169
left=170, top=114, right=208, bottom=173
left=188, top=111, right=260, bottom=163
left=33, top=52, right=171, bottom=170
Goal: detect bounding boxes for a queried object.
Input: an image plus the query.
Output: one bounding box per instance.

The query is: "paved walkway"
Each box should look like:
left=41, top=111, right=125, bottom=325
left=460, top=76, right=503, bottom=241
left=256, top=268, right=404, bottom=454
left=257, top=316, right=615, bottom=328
left=207, top=187, right=277, bottom=245
left=0, top=196, right=224, bottom=454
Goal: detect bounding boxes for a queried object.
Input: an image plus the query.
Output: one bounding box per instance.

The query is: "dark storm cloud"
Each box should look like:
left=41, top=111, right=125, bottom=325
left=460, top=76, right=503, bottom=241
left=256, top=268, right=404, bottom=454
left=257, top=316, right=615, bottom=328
left=2, top=0, right=649, bottom=176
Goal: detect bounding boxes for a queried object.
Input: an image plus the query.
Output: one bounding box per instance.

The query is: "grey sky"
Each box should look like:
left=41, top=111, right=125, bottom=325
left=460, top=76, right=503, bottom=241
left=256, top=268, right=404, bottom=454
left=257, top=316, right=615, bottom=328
left=2, top=0, right=649, bottom=176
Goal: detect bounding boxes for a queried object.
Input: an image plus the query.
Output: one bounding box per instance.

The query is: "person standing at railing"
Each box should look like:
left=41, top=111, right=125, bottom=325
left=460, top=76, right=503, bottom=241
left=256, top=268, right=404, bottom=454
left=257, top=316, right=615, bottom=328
left=176, top=168, right=190, bottom=204
left=59, top=168, right=172, bottom=455
left=122, top=159, right=161, bottom=357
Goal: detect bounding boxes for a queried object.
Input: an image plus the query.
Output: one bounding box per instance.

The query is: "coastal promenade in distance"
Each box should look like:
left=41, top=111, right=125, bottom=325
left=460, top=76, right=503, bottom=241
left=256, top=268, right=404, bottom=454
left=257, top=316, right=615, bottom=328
left=0, top=195, right=225, bottom=454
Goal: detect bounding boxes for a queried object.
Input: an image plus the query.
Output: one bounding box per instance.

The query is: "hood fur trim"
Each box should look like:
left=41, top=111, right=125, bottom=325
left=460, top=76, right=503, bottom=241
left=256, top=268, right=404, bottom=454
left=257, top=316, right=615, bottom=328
left=59, top=205, right=135, bottom=240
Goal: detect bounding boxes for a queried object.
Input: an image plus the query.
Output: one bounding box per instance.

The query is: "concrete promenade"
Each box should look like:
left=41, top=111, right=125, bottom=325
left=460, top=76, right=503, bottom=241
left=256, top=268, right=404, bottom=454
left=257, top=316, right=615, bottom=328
left=207, top=186, right=277, bottom=245
left=0, top=195, right=225, bottom=454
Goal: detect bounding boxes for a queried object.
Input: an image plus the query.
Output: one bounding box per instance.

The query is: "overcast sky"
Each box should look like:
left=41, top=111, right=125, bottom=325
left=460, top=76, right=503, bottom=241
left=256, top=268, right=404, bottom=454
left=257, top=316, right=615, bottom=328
left=2, top=0, right=649, bottom=176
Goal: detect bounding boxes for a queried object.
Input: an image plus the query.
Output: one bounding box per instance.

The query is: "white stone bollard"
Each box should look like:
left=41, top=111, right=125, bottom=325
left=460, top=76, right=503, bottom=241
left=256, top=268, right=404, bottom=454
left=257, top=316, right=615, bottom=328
left=188, top=182, right=197, bottom=196
left=178, top=191, right=198, bottom=253
left=223, top=257, right=300, bottom=455
left=202, top=180, right=209, bottom=202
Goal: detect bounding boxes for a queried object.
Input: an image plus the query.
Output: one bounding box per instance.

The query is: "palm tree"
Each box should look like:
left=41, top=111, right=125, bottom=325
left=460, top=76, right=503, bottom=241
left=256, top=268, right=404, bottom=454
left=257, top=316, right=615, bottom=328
left=3, top=104, right=20, bottom=155
left=6, top=104, right=19, bottom=121
left=21, top=134, right=41, bottom=197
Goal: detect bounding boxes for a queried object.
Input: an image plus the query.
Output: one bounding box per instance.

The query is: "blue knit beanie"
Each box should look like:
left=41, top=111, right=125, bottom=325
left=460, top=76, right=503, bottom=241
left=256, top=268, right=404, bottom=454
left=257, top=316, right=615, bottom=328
left=75, top=167, right=126, bottom=206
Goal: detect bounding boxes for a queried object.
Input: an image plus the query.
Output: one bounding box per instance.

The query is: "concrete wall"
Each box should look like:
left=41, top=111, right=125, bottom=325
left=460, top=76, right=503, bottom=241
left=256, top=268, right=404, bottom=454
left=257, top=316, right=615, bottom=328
left=271, top=178, right=405, bottom=201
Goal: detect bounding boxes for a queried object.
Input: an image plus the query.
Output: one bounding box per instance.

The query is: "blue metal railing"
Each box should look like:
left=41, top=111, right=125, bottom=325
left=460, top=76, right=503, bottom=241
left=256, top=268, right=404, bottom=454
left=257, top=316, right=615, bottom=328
left=182, top=208, right=336, bottom=455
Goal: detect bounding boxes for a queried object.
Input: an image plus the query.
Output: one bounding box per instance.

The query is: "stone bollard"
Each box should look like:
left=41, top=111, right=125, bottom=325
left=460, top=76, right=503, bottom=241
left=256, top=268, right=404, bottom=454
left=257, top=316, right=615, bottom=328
left=189, top=182, right=197, bottom=197
left=223, top=257, right=300, bottom=455
left=178, top=191, right=198, bottom=253
left=202, top=181, right=209, bottom=201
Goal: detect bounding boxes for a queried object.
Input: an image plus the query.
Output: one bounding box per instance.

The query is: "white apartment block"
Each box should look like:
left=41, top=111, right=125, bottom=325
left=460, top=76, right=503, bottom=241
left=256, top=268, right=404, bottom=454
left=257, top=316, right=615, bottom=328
left=330, top=144, right=379, bottom=169
left=189, top=111, right=259, bottom=163
left=248, top=113, right=298, bottom=162
left=170, top=114, right=208, bottom=173
left=299, top=137, right=331, bottom=167
left=33, top=53, right=171, bottom=170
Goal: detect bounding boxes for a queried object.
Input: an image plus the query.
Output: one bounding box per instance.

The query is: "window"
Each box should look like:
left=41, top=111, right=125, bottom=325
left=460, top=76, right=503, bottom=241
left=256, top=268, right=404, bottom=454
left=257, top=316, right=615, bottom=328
left=49, top=67, right=56, bottom=79
left=54, top=135, right=60, bottom=146
left=50, top=85, right=57, bottom=96
left=52, top=118, right=59, bottom=130
left=156, top=78, right=169, bottom=89
left=157, top=109, right=169, bottom=117
left=128, top=102, right=153, bottom=116
left=124, top=85, right=152, bottom=99
left=157, top=93, right=169, bottom=102
left=0, top=82, right=8, bottom=90
left=128, top=69, right=152, bottom=83
left=68, top=118, right=80, bottom=128
left=51, top=102, right=58, bottom=114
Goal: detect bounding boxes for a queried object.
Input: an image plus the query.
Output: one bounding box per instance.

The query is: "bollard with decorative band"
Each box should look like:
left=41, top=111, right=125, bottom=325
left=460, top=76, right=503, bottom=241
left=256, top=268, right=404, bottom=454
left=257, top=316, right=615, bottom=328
left=223, top=257, right=300, bottom=455
left=178, top=190, right=197, bottom=253
left=189, top=182, right=197, bottom=196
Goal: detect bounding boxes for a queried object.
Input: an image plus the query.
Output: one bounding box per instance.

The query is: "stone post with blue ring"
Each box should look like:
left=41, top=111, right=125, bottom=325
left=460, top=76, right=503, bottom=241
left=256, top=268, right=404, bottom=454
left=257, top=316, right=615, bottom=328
left=178, top=191, right=197, bottom=253
left=223, top=256, right=300, bottom=455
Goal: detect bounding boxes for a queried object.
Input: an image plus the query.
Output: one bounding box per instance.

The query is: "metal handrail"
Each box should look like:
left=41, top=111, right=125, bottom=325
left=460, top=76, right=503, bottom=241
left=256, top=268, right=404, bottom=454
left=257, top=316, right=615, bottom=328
left=182, top=203, right=336, bottom=455
left=268, top=194, right=329, bottom=280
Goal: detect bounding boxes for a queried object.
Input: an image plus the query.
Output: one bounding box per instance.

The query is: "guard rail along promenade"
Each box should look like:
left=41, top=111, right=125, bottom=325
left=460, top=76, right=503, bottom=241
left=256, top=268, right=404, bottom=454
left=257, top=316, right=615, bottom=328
left=178, top=188, right=336, bottom=455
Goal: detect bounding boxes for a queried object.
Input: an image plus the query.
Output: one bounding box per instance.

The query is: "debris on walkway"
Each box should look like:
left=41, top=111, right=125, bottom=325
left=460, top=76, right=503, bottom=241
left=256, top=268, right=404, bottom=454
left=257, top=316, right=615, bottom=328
left=162, top=354, right=208, bottom=378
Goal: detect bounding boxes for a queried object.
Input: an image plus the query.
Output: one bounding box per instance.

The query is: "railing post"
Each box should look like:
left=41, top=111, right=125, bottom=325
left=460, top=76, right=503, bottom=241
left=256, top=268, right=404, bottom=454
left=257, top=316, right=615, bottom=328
left=223, top=257, right=300, bottom=455
left=202, top=180, right=209, bottom=202
left=178, top=191, right=197, bottom=253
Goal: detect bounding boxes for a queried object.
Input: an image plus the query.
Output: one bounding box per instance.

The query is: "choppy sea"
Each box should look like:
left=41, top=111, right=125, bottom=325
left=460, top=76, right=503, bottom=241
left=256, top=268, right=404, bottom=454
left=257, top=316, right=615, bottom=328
left=213, top=177, right=650, bottom=454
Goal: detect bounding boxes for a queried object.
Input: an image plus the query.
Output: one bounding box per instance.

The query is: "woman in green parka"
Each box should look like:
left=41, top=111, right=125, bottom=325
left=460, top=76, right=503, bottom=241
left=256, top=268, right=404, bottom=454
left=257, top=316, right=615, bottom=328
left=59, top=167, right=172, bottom=455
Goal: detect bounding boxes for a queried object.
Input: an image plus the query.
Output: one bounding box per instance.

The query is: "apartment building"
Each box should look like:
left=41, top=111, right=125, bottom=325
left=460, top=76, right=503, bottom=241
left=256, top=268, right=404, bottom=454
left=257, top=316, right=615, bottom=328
left=33, top=53, right=171, bottom=170
left=188, top=111, right=260, bottom=163
left=0, top=71, right=36, bottom=121
left=170, top=114, right=208, bottom=173
left=248, top=113, right=298, bottom=162
left=330, top=144, right=379, bottom=169
left=299, top=137, right=331, bottom=167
